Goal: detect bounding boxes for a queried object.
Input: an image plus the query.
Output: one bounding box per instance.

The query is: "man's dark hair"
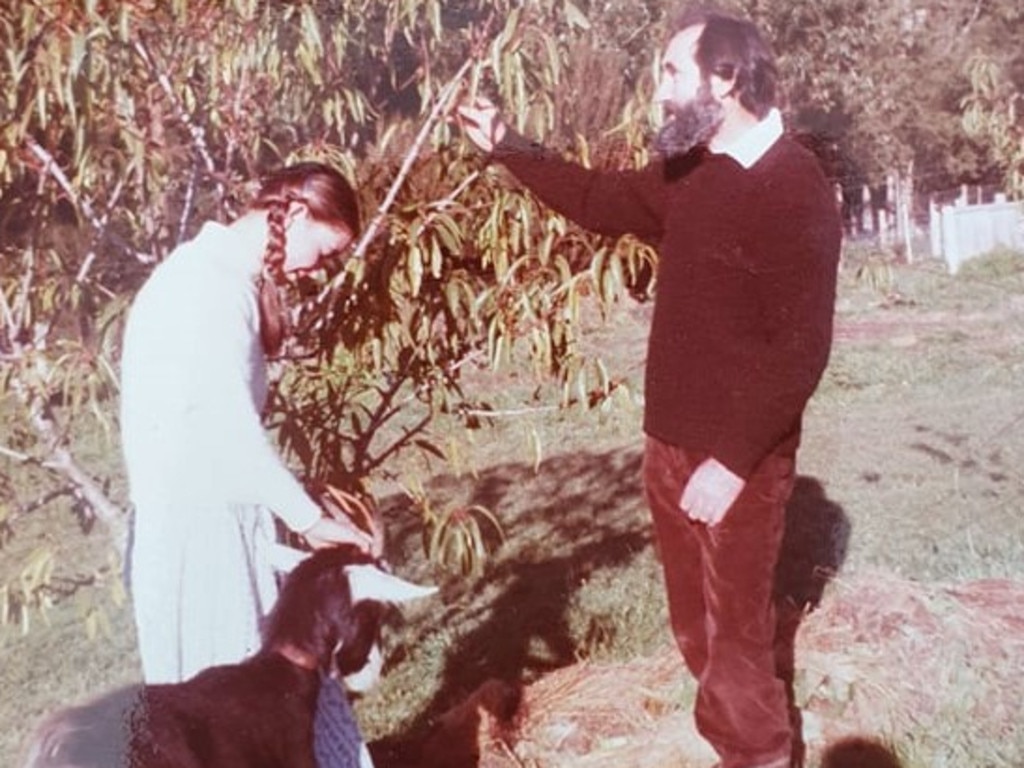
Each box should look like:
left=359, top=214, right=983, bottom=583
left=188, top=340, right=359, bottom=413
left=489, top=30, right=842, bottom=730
left=670, top=7, right=778, bottom=119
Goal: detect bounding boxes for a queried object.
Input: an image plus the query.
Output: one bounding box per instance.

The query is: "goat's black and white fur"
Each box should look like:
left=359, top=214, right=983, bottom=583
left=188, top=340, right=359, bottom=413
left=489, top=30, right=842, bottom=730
left=20, top=546, right=434, bottom=768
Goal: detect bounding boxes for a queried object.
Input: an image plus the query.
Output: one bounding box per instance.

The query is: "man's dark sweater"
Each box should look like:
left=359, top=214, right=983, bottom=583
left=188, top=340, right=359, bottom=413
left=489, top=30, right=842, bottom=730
left=494, top=132, right=841, bottom=478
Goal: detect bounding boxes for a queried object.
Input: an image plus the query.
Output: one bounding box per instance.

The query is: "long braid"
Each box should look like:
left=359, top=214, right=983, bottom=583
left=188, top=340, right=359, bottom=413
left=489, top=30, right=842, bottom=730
left=251, top=162, right=361, bottom=357
left=257, top=198, right=290, bottom=357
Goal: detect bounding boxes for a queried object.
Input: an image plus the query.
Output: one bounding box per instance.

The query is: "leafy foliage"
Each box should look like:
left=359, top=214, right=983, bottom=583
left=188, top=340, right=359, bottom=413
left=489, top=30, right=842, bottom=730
left=963, top=44, right=1024, bottom=198
left=746, top=0, right=1009, bottom=193
left=0, top=0, right=658, bottom=601
left=2, top=0, right=1022, bottom=610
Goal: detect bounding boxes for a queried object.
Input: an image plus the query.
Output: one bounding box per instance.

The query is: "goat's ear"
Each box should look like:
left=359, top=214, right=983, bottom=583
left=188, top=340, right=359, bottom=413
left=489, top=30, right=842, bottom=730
left=344, top=565, right=438, bottom=605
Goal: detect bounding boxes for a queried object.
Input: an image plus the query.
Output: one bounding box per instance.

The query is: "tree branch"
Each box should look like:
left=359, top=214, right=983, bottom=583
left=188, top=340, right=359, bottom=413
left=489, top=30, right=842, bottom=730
left=0, top=267, right=19, bottom=342
left=178, top=163, right=201, bottom=245
left=4, top=487, right=77, bottom=525
left=961, top=0, right=983, bottom=36
left=315, top=56, right=477, bottom=311
left=8, top=374, right=124, bottom=527
left=132, top=36, right=227, bottom=207
left=0, top=246, right=37, bottom=347
left=25, top=137, right=154, bottom=264
left=362, top=411, right=434, bottom=476
left=25, top=138, right=103, bottom=231
left=461, top=405, right=559, bottom=419
left=0, top=444, right=31, bottom=462
left=77, top=170, right=129, bottom=283
left=1, top=252, right=127, bottom=551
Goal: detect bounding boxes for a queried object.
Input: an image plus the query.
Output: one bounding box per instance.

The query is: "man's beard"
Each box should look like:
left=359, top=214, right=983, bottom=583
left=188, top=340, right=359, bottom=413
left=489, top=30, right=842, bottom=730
left=652, top=88, right=724, bottom=159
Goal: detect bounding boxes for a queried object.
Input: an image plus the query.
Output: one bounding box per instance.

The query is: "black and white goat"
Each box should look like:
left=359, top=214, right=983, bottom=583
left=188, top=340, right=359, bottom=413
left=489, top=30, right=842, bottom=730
left=20, top=545, right=435, bottom=768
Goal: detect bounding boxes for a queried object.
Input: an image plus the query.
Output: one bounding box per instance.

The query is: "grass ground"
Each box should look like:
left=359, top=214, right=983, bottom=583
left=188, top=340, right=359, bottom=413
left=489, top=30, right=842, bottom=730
left=2, top=244, right=1023, bottom=766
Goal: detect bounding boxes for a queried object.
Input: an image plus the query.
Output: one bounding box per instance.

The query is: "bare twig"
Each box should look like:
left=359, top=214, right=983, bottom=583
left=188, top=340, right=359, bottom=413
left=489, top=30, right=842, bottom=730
left=0, top=444, right=31, bottom=462
left=461, top=405, right=559, bottom=419
left=447, top=348, right=485, bottom=374
left=25, top=137, right=154, bottom=264
left=495, top=739, right=530, bottom=768
left=316, top=56, right=478, bottom=310
left=11, top=380, right=123, bottom=528
left=428, top=168, right=480, bottom=217
left=76, top=171, right=129, bottom=283
left=961, top=0, right=983, bottom=36
left=363, top=411, right=434, bottom=475
left=178, top=163, right=200, bottom=245
left=8, top=487, right=77, bottom=523
left=75, top=252, right=98, bottom=284
left=25, top=138, right=104, bottom=231
left=0, top=268, right=18, bottom=339
left=132, top=36, right=226, bottom=205
left=2, top=247, right=37, bottom=343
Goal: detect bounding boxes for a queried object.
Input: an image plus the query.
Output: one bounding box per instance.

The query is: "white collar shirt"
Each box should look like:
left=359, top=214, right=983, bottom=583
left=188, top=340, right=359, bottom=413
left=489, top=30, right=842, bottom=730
left=710, top=108, right=784, bottom=169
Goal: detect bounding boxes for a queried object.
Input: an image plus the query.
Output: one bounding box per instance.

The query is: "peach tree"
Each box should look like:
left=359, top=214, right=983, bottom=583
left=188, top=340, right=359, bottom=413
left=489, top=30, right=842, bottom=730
left=0, top=0, right=660, bottom=621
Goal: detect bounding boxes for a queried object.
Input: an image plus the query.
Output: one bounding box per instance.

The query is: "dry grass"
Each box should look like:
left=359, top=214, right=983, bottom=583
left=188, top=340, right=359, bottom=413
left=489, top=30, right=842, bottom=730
left=796, top=572, right=1024, bottom=762
left=410, top=569, right=1024, bottom=767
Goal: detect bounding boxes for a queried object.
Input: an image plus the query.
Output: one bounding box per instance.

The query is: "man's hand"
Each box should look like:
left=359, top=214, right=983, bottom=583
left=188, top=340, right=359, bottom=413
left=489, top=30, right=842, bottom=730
left=303, top=515, right=375, bottom=552
left=679, top=457, right=745, bottom=527
left=453, top=97, right=507, bottom=152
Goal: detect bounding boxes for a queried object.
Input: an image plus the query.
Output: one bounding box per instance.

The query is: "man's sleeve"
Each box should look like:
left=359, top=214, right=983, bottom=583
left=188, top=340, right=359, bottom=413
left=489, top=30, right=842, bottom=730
left=493, top=131, right=668, bottom=243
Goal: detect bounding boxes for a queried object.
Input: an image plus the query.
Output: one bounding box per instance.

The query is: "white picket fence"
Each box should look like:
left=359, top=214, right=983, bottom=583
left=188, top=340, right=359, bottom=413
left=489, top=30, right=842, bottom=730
left=930, top=195, right=1024, bottom=274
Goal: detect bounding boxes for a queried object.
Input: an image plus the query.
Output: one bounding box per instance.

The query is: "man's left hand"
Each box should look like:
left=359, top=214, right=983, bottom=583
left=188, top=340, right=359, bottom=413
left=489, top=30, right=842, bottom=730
left=679, top=457, right=745, bottom=526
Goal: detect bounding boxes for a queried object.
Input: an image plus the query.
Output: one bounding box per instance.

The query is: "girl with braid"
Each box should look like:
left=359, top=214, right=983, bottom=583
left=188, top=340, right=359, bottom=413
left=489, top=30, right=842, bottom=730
left=120, top=162, right=372, bottom=685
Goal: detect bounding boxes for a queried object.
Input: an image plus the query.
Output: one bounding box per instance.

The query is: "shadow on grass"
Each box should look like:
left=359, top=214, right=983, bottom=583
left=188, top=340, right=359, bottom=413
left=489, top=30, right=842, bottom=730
left=372, top=445, right=651, bottom=766
left=372, top=452, right=851, bottom=768
left=819, top=736, right=903, bottom=767
left=775, top=476, right=851, bottom=768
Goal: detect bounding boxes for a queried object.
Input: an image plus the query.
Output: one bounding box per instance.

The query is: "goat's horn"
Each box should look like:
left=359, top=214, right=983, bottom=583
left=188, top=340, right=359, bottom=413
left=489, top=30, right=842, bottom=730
left=344, top=564, right=438, bottom=604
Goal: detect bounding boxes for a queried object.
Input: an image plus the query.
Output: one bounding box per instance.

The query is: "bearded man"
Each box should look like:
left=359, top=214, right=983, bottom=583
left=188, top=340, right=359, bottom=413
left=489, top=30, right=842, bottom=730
left=457, top=7, right=840, bottom=768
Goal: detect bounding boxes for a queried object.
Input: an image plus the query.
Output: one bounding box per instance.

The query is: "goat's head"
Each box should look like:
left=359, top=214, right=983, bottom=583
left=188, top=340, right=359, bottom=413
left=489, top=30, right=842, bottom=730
left=263, top=545, right=436, bottom=692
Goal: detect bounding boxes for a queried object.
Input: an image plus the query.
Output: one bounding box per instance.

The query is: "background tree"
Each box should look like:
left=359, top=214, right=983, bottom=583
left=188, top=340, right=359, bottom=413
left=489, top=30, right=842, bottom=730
left=961, top=0, right=1024, bottom=198
left=738, top=0, right=1011, bottom=251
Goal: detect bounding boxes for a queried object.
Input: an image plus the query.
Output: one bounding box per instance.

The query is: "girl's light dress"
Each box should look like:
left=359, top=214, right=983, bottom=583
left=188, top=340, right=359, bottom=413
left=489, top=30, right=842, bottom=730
left=120, top=222, right=321, bottom=684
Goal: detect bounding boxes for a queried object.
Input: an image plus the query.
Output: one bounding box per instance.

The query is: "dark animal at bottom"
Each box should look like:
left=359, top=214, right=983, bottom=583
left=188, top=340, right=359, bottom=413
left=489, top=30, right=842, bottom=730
left=20, top=546, right=436, bottom=768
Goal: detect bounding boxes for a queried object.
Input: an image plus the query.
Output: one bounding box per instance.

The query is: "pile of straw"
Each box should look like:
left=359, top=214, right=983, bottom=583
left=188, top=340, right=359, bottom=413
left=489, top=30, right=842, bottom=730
left=430, top=570, right=1024, bottom=766
left=796, top=569, right=1024, bottom=745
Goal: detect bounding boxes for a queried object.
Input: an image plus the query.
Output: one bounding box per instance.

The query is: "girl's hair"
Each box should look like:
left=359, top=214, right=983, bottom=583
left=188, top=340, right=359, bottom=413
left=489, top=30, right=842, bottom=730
left=252, top=161, right=361, bottom=286
left=670, top=7, right=779, bottom=119
left=250, top=162, right=361, bottom=356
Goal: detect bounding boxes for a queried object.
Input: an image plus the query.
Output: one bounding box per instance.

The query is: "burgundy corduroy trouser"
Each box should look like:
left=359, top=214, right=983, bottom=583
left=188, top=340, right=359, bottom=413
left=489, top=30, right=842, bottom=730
left=643, top=435, right=797, bottom=768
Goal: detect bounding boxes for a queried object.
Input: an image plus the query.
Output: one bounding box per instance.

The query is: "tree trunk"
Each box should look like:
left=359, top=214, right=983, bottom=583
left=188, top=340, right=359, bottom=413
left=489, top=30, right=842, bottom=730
left=9, top=374, right=128, bottom=557
left=901, top=160, right=915, bottom=262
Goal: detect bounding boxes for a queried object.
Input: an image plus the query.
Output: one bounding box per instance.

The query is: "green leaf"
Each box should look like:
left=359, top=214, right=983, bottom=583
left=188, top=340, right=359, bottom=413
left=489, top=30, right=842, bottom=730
left=413, top=437, right=445, bottom=460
